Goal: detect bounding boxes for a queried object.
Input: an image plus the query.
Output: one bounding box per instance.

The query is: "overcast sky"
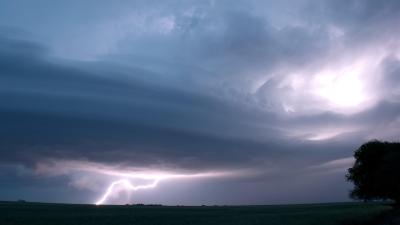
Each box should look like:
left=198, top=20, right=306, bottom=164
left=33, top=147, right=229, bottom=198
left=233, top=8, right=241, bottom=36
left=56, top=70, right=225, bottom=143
left=1, top=0, right=400, bottom=205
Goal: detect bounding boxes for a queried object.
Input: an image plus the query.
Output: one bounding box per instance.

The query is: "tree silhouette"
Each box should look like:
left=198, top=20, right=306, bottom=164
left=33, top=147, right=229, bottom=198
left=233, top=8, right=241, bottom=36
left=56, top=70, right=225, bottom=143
left=347, top=140, right=400, bottom=206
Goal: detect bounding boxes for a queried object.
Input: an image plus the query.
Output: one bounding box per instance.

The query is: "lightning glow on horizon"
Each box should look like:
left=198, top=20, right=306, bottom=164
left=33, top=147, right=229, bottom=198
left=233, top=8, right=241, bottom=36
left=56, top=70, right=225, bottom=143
left=95, top=179, right=160, bottom=205
left=35, top=159, right=243, bottom=205
left=94, top=171, right=229, bottom=205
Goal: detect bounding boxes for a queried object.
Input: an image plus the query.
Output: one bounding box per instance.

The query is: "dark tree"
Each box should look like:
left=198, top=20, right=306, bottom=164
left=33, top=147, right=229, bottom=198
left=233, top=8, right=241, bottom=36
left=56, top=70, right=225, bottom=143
left=347, top=140, right=400, bottom=206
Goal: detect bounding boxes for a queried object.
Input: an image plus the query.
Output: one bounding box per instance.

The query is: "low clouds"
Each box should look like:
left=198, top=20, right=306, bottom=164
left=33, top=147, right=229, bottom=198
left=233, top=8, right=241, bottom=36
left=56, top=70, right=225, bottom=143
left=0, top=0, right=400, bottom=204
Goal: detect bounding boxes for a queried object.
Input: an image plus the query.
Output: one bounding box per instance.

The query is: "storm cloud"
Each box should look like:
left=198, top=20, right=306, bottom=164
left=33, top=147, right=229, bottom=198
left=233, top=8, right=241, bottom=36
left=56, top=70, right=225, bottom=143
left=0, top=0, right=400, bottom=205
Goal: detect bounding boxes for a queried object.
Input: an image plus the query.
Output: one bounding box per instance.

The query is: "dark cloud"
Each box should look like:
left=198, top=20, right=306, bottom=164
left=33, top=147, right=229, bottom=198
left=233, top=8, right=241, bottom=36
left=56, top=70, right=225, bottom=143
left=0, top=31, right=354, bottom=166
left=0, top=35, right=284, bottom=170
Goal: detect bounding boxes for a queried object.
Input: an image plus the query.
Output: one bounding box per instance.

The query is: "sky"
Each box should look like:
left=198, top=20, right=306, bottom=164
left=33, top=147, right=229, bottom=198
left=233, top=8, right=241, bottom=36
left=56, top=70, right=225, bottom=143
left=0, top=0, right=400, bottom=205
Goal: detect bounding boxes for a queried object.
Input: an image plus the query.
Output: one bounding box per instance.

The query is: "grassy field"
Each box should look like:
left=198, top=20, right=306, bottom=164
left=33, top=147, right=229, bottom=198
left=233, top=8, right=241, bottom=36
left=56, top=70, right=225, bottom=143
left=0, top=201, right=391, bottom=225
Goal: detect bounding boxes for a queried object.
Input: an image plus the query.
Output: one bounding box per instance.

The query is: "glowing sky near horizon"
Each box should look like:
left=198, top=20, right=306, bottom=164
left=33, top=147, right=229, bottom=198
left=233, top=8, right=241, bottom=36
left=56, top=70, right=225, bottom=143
left=93, top=171, right=230, bottom=205
left=1, top=0, right=400, bottom=205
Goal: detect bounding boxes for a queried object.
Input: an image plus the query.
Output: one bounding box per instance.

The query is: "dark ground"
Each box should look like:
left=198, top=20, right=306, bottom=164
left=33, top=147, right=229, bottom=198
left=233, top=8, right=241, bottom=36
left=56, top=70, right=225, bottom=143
left=373, top=208, right=400, bottom=225
left=0, top=201, right=395, bottom=225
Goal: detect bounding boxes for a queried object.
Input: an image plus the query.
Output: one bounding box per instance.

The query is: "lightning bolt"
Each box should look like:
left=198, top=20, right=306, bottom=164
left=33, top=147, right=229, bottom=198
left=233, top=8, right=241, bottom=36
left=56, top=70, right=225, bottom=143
left=36, top=160, right=237, bottom=205
left=95, top=178, right=160, bottom=205
left=94, top=171, right=232, bottom=205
